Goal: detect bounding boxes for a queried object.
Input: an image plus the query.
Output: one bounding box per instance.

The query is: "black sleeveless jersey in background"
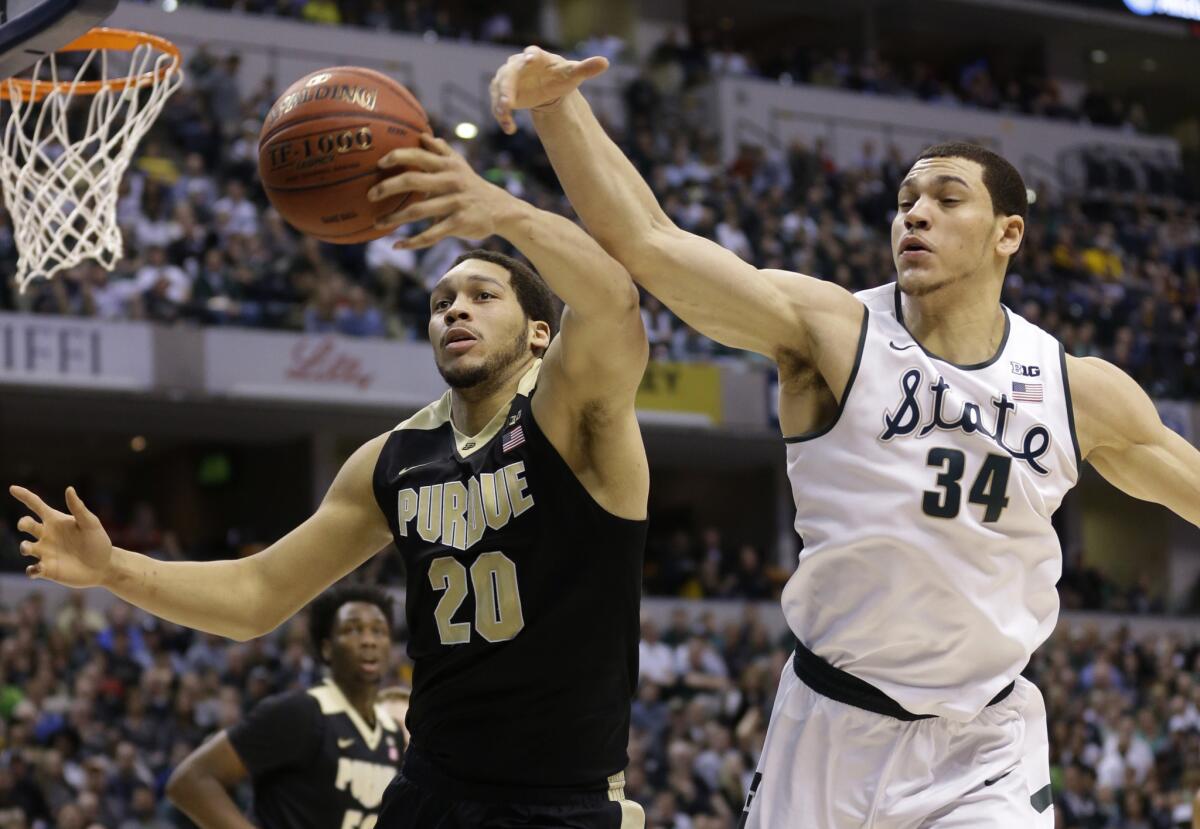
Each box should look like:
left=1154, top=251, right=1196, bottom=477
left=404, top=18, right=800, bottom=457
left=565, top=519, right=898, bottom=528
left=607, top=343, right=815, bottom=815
left=371, top=361, right=647, bottom=791
left=227, top=680, right=404, bottom=829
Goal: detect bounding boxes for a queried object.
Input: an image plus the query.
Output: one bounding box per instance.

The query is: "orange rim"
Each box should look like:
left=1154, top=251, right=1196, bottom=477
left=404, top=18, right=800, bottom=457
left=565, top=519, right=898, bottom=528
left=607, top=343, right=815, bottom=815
left=0, top=27, right=181, bottom=103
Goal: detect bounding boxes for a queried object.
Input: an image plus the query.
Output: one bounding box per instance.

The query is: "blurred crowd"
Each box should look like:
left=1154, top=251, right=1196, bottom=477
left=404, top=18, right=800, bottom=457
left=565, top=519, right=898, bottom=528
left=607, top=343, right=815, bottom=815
left=172, top=0, right=1149, bottom=131
left=1, top=19, right=1197, bottom=397
left=0, top=588, right=1197, bottom=828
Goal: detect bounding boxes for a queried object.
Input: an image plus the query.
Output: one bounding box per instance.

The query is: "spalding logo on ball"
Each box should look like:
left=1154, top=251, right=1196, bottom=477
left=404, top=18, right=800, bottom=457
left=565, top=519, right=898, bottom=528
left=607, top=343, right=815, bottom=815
left=258, top=67, right=431, bottom=244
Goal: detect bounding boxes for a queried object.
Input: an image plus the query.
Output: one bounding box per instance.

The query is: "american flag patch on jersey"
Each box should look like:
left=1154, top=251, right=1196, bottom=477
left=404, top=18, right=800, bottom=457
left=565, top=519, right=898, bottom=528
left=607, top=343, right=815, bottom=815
left=502, top=425, right=526, bottom=453
left=1012, top=381, right=1043, bottom=402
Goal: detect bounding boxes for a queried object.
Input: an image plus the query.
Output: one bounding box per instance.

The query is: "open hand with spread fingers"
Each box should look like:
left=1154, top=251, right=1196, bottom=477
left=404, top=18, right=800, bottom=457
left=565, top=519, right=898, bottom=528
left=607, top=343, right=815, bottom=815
left=369, top=133, right=515, bottom=249
left=489, top=45, right=609, bottom=134
left=10, top=485, right=114, bottom=588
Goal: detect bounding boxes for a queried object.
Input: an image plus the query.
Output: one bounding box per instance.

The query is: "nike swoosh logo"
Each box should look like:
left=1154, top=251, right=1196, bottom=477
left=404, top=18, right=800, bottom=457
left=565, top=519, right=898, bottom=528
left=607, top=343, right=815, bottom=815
left=396, top=460, right=437, bottom=479
left=983, top=769, right=1013, bottom=787
left=889, top=340, right=918, bottom=351
left=338, top=738, right=355, bottom=749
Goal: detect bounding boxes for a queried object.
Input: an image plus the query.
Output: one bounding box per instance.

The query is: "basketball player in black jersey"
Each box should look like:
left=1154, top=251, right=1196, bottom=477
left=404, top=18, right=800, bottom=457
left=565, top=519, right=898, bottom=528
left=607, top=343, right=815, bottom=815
left=11, top=133, right=650, bottom=827
left=167, top=585, right=403, bottom=829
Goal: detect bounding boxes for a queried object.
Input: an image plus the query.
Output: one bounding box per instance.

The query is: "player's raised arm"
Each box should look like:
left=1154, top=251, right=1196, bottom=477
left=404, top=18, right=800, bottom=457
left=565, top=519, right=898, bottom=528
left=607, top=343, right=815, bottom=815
left=490, top=46, right=860, bottom=362
left=1069, top=355, right=1200, bottom=526
left=10, top=434, right=393, bottom=641
left=370, top=133, right=649, bottom=518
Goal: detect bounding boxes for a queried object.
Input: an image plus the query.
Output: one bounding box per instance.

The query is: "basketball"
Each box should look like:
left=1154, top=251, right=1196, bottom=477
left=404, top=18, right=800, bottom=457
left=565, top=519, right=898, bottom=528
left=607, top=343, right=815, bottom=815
left=258, top=66, right=430, bottom=244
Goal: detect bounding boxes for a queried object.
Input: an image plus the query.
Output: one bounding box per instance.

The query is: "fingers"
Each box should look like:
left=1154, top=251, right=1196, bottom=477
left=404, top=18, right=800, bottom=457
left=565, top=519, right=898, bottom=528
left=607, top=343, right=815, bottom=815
left=19, top=540, right=38, bottom=559
left=378, top=147, right=447, bottom=171
left=419, top=133, right=452, bottom=155
left=573, top=55, right=610, bottom=80
left=565, top=55, right=609, bottom=82
left=9, top=485, right=52, bottom=520
left=26, top=563, right=42, bottom=580
left=376, top=194, right=458, bottom=230
left=491, top=57, right=521, bottom=135
left=492, top=74, right=517, bottom=135
left=390, top=217, right=459, bottom=251
left=16, top=515, right=42, bottom=540
left=369, top=171, right=446, bottom=203
left=65, top=486, right=95, bottom=528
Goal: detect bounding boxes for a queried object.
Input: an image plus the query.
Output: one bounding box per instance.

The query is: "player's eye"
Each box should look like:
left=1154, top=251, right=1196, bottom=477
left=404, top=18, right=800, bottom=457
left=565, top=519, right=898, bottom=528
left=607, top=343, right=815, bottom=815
left=433, top=299, right=451, bottom=310
left=898, top=200, right=914, bottom=210
left=477, top=291, right=494, bottom=300
left=941, top=198, right=960, bottom=206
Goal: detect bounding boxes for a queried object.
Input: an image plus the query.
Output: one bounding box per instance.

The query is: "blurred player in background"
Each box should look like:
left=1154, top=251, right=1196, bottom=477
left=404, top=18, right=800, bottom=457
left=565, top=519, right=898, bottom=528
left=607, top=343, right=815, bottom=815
left=167, top=585, right=402, bottom=829
left=490, top=47, right=1200, bottom=829
left=11, top=132, right=650, bottom=828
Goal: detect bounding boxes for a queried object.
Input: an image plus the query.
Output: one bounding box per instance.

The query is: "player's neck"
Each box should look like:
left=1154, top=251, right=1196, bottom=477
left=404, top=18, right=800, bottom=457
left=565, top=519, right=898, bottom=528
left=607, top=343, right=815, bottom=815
left=335, top=677, right=378, bottom=727
left=899, top=276, right=1006, bottom=366
left=449, top=356, right=535, bottom=435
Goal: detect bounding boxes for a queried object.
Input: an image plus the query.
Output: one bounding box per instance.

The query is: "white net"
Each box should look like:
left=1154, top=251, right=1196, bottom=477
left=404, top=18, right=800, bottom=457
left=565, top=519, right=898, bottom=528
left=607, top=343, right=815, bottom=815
left=0, top=34, right=183, bottom=292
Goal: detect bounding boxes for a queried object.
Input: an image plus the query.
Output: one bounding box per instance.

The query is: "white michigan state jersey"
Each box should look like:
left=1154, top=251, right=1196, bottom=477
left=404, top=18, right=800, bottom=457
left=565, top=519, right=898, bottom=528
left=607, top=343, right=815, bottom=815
left=783, top=282, right=1080, bottom=722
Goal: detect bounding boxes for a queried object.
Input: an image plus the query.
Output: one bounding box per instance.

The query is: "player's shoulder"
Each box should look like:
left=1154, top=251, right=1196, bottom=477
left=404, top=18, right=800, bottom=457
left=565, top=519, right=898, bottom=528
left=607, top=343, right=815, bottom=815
left=851, top=281, right=897, bottom=314
left=235, top=688, right=322, bottom=736
left=265, top=687, right=323, bottom=716
left=1064, top=353, right=1124, bottom=391
left=393, top=391, right=452, bottom=432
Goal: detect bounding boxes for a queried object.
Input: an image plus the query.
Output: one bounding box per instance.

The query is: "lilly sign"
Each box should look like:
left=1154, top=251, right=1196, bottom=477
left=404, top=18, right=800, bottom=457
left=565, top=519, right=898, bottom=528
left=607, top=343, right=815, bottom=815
left=1124, top=0, right=1200, bottom=20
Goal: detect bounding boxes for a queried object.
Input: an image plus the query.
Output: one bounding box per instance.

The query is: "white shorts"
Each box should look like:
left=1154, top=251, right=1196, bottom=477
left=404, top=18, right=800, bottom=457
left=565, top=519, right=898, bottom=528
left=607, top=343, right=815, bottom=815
left=740, top=661, right=1054, bottom=829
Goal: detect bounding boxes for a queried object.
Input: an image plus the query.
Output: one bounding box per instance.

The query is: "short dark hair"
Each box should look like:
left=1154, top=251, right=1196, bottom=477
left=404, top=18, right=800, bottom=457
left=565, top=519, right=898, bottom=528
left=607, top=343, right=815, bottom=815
left=451, top=249, right=561, bottom=341
left=308, top=584, right=393, bottom=662
left=915, top=142, right=1028, bottom=221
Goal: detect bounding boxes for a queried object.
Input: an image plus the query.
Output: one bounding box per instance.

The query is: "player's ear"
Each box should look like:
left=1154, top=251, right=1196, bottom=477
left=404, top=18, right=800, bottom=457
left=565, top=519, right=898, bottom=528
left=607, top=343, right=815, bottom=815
left=529, top=319, right=551, bottom=355
left=996, top=214, right=1023, bottom=259
left=321, top=640, right=332, bottom=664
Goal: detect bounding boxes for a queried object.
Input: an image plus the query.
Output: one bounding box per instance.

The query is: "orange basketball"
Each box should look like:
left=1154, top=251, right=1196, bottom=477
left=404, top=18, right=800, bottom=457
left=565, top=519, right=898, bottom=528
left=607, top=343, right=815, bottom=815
left=258, top=67, right=430, bottom=244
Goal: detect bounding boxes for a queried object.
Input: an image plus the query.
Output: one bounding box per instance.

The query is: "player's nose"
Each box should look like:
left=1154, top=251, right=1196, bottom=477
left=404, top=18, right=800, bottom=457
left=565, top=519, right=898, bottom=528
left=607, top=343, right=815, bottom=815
left=904, top=198, right=932, bottom=230
left=443, top=303, right=471, bottom=325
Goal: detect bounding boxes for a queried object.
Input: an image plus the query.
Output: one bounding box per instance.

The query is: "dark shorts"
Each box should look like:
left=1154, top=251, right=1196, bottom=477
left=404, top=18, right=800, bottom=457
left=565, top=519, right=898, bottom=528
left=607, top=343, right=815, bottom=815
left=377, top=750, right=645, bottom=829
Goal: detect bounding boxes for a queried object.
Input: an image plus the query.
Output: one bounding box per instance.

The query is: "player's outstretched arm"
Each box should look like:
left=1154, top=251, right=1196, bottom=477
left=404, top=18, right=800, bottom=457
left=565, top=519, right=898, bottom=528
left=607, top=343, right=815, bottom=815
left=490, top=46, right=861, bottom=362
left=371, top=134, right=648, bottom=518
left=10, top=434, right=394, bottom=641
left=166, top=733, right=256, bottom=829
left=1069, top=355, right=1200, bottom=526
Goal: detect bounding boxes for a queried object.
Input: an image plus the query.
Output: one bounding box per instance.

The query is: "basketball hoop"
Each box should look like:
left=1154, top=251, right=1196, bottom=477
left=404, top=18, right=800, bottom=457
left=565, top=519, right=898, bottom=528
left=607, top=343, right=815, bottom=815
left=0, top=27, right=182, bottom=291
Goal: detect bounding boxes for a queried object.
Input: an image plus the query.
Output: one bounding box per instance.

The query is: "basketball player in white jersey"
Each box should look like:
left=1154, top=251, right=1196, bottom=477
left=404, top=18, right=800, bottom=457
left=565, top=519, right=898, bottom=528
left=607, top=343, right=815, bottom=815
left=489, top=48, right=1200, bottom=827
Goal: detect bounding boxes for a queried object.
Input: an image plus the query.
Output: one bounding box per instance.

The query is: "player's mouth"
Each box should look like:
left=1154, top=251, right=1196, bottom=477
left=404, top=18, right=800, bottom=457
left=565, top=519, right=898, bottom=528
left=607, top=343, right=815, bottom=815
left=359, top=656, right=381, bottom=676
left=898, top=235, right=933, bottom=262
left=443, top=326, right=479, bottom=354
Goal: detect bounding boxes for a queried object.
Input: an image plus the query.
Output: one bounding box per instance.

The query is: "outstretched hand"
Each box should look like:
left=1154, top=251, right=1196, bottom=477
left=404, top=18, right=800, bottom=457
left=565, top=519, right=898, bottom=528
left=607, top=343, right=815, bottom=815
left=490, top=46, right=609, bottom=134
left=370, top=133, right=513, bottom=249
left=9, top=485, right=114, bottom=588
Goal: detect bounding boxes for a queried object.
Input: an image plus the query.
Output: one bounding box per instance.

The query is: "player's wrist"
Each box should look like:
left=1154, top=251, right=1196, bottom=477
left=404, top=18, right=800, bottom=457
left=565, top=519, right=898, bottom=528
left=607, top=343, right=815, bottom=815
left=99, top=545, right=135, bottom=591
left=530, top=89, right=579, bottom=119
left=490, top=195, right=532, bottom=238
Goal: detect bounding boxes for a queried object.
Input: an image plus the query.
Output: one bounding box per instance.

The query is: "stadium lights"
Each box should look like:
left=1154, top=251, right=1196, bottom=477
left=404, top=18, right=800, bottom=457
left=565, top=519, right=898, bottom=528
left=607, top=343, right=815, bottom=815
left=1026, top=188, right=1038, bottom=206
left=131, top=436, right=147, bottom=453
left=455, top=122, right=479, bottom=140
left=1090, top=49, right=1108, bottom=64
left=162, top=0, right=179, bottom=10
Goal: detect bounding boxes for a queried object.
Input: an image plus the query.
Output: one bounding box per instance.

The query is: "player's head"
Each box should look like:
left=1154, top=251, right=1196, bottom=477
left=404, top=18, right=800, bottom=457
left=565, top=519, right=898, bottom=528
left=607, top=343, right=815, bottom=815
left=429, top=250, right=560, bottom=390
left=891, top=142, right=1026, bottom=297
left=309, top=585, right=394, bottom=689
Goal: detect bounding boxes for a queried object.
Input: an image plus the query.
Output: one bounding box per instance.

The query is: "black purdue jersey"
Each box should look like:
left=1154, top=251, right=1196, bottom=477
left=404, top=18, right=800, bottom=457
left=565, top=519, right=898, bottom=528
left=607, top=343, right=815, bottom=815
left=227, top=680, right=404, bottom=829
left=371, top=361, right=647, bottom=789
